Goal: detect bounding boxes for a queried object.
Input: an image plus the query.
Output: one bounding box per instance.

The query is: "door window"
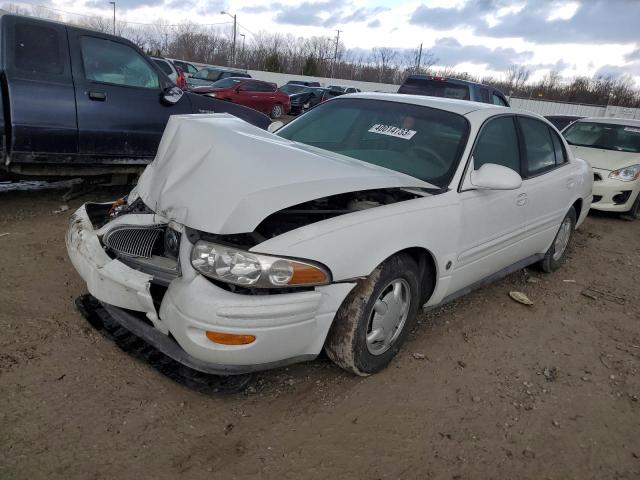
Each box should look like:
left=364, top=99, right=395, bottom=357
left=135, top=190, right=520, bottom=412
left=479, top=88, right=490, bottom=103
left=519, top=117, right=556, bottom=175
left=14, top=22, right=64, bottom=75
left=80, top=36, right=159, bottom=89
left=473, top=116, right=520, bottom=173
left=491, top=93, right=508, bottom=106
left=153, top=59, right=173, bottom=75
left=242, top=82, right=261, bottom=92
left=550, top=128, right=567, bottom=164
left=254, top=82, right=276, bottom=92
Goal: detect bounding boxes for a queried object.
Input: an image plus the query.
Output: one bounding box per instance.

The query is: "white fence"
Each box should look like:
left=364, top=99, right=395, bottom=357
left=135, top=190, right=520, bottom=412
left=193, top=63, right=640, bottom=119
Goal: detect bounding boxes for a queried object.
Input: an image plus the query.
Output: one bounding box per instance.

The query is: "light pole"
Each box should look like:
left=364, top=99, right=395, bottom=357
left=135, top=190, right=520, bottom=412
left=239, top=33, right=246, bottom=68
left=221, top=11, right=237, bottom=67
left=331, top=29, right=342, bottom=78
left=109, top=1, right=115, bottom=35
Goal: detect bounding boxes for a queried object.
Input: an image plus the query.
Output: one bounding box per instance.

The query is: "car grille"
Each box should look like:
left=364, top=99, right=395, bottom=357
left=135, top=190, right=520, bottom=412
left=103, top=225, right=164, bottom=258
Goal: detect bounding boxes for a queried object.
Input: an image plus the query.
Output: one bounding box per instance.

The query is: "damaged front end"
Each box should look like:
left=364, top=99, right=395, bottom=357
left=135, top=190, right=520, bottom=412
left=66, top=115, right=438, bottom=377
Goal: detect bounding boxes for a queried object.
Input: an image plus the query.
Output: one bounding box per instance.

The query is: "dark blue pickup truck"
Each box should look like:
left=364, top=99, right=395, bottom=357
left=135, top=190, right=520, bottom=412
left=0, top=14, right=270, bottom=178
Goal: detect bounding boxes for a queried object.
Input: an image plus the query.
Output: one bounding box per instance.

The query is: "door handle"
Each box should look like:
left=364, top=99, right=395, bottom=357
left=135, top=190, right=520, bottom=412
left=516, top=193, right=528, bottom=206
left=88, top=91, right=106, bottom=101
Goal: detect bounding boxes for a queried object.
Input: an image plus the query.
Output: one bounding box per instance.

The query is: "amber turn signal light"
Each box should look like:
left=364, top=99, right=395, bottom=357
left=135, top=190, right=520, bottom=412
left=290, top=262, right=329, bottom=285
left=206, top=331, right=256, bottom=345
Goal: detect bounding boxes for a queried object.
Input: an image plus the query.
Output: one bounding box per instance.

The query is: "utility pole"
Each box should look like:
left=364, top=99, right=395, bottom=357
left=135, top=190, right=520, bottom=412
left=239, top=33, right=246, bottom=68
left=416, top=43, right=423, bottom=73
left=331, top=29, right=342, bottom=78
left=109, top=1, right=115, bottom=35
left=221, top=11, right=237, bottom=67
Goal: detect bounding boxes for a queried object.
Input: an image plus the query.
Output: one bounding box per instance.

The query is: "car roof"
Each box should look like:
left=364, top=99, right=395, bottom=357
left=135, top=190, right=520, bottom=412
left=346, top=92, right=506, bottom=114
left=574, top=117, right=640, bottom=127
left=405, top=74, right=488, bottom=88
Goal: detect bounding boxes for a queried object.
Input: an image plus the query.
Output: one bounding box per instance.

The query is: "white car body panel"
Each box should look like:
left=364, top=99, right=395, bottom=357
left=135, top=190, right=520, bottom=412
left=66, top=94, right=593, bottom=373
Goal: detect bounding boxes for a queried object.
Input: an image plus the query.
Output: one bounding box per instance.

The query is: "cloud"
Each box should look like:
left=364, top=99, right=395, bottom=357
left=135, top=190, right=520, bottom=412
left=410, top=0, right=640, bottom=45
left=625, top=48, right=640, bottom=62
left=430, top=37, right=533, bottom=71
left=367, top=19, right=381, bottom=28
left=267, top=0, right=386, bottom=27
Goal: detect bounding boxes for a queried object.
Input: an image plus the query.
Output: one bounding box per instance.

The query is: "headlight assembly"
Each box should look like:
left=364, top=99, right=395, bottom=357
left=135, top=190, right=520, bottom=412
left=608, top=164, right=640, bottom=182
left=190, top=241, right=330, bottom=288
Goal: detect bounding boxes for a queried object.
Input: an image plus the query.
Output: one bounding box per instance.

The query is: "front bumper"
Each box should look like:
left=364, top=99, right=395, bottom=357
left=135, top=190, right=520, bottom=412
left=66, top=204, right=355, bottom=374
left=591, top=168, right=640, bottom=212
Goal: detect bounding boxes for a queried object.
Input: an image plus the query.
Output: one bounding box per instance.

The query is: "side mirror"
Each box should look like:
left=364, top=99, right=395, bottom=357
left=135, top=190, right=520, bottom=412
left=162, top=86, right=184, bottom=105
left=470, top=163, right=522, bottom=190
left=268, top=121, right=284, bottom=133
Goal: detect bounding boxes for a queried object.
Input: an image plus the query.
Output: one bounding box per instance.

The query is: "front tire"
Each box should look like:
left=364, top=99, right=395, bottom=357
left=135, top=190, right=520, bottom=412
left=538, top=206, right=576, bottom=273
left=324, top=254, right=422, bottom=376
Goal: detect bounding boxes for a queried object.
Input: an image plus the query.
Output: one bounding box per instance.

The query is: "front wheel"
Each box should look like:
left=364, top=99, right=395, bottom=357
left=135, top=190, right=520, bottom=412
left=270, top=103, right=283, bottom=119
left=538, top=206, right=576, bottom=273
left=324, top=253, right=422, bottom=376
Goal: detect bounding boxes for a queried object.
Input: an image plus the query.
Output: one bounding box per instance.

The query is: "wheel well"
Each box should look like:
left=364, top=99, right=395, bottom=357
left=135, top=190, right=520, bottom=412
left=396, top=247, right=437, bottom=306
left=572, top=198, right=582, bottom=220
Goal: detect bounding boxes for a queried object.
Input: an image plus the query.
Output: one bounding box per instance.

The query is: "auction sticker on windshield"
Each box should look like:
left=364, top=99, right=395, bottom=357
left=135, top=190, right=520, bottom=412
left=368, top=124, right=417, bottom=140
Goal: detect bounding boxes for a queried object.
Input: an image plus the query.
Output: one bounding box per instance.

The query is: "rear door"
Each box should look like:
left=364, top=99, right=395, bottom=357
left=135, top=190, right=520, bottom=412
left=517, top=116, right=575, bottom=253
left=4, top=17, right=77, bottom=157
left=68, top=30, right=192, bottom=159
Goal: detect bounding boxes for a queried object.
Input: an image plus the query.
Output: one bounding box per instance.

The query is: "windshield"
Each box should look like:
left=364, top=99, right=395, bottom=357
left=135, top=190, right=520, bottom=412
left=276, top=98, right=469, bottom=187
left=563, top=121, right=640, bottom=153
left=192, top=68, right=217, bottom=80
left=279, top=84, right=307, bottom=94
left=211, top=78, right=242, bottom=88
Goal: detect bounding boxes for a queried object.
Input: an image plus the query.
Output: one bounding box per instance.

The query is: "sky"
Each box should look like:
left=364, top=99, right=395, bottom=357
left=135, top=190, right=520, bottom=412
left=33, top=0, right=640, bottom=84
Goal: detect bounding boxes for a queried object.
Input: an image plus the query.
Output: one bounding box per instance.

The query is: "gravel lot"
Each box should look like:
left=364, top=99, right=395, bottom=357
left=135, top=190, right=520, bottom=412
left=1, top=188, right=639, bottom=479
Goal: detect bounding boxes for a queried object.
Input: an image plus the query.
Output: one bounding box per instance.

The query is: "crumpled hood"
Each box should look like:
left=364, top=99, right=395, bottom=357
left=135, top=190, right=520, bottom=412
left=136, top=114, right=432, bottom=234
left=570, top=145, right=640, bottom=171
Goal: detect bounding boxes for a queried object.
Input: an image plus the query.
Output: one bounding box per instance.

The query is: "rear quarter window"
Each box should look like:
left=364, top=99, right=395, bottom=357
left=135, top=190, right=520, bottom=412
left=14, top=22, right=65, bottom=75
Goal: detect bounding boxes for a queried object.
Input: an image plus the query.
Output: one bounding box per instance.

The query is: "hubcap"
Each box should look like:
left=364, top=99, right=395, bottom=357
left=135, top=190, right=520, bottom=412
left=366, top=279, right=411, bottom=356
left=273, top=105, right=282, bottom=117
left=552, top=217, right=572, bottom=261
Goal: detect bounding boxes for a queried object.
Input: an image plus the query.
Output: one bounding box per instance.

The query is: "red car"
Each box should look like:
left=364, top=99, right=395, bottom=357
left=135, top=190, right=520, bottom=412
left=191, top=78, right=291, bottom=119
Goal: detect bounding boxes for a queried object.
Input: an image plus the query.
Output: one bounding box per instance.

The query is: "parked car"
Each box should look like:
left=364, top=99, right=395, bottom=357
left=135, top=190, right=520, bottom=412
left=327, top=84, right=362, bottom=93
left=151, top=56, right=187, bottom=89
left=398, top=75, right=510, bottom=106
left=0, top=14, right=270, bottom=178
left=563, top=117, right=640, bottom=219
left=67, top=93, right=591, bottom=378
left=187, top=67, right=251, bottom=89
left=286, top=80, right=321, bottom=87
left=192, top=78, right=291, bottom=118
left=278, top=84, right=324, bottom=114
left=168, top=58, right=199, bottom=77
left=545, top=115, right=584, bottom=131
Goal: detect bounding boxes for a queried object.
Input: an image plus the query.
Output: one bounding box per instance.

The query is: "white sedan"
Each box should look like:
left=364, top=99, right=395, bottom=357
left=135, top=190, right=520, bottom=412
left=66, top=93, right=592, bottom=377
left=563, top=117, right=640, bottom=219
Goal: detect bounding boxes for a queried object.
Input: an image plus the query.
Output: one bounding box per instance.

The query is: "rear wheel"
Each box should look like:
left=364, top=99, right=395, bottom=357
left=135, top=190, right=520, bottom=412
left=270, top=103, right=283, bottom=119
left=538, top=206, right=576, bottom=273
left=324, top=253, right=422, bottom=376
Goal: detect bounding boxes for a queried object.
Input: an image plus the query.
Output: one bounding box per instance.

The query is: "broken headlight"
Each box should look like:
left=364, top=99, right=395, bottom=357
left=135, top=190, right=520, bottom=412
left=190, top=241, right=330, bottom=288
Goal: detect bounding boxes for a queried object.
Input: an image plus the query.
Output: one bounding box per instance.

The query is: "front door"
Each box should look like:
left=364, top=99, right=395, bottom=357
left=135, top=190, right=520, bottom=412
left=448, top=115, right=529, bottom=294
left=68, top=30, right=192, bottom=160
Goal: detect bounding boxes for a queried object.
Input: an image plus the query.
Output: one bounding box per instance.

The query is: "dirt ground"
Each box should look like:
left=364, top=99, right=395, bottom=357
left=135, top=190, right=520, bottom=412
left=1, top=188, right=639, bottom=480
